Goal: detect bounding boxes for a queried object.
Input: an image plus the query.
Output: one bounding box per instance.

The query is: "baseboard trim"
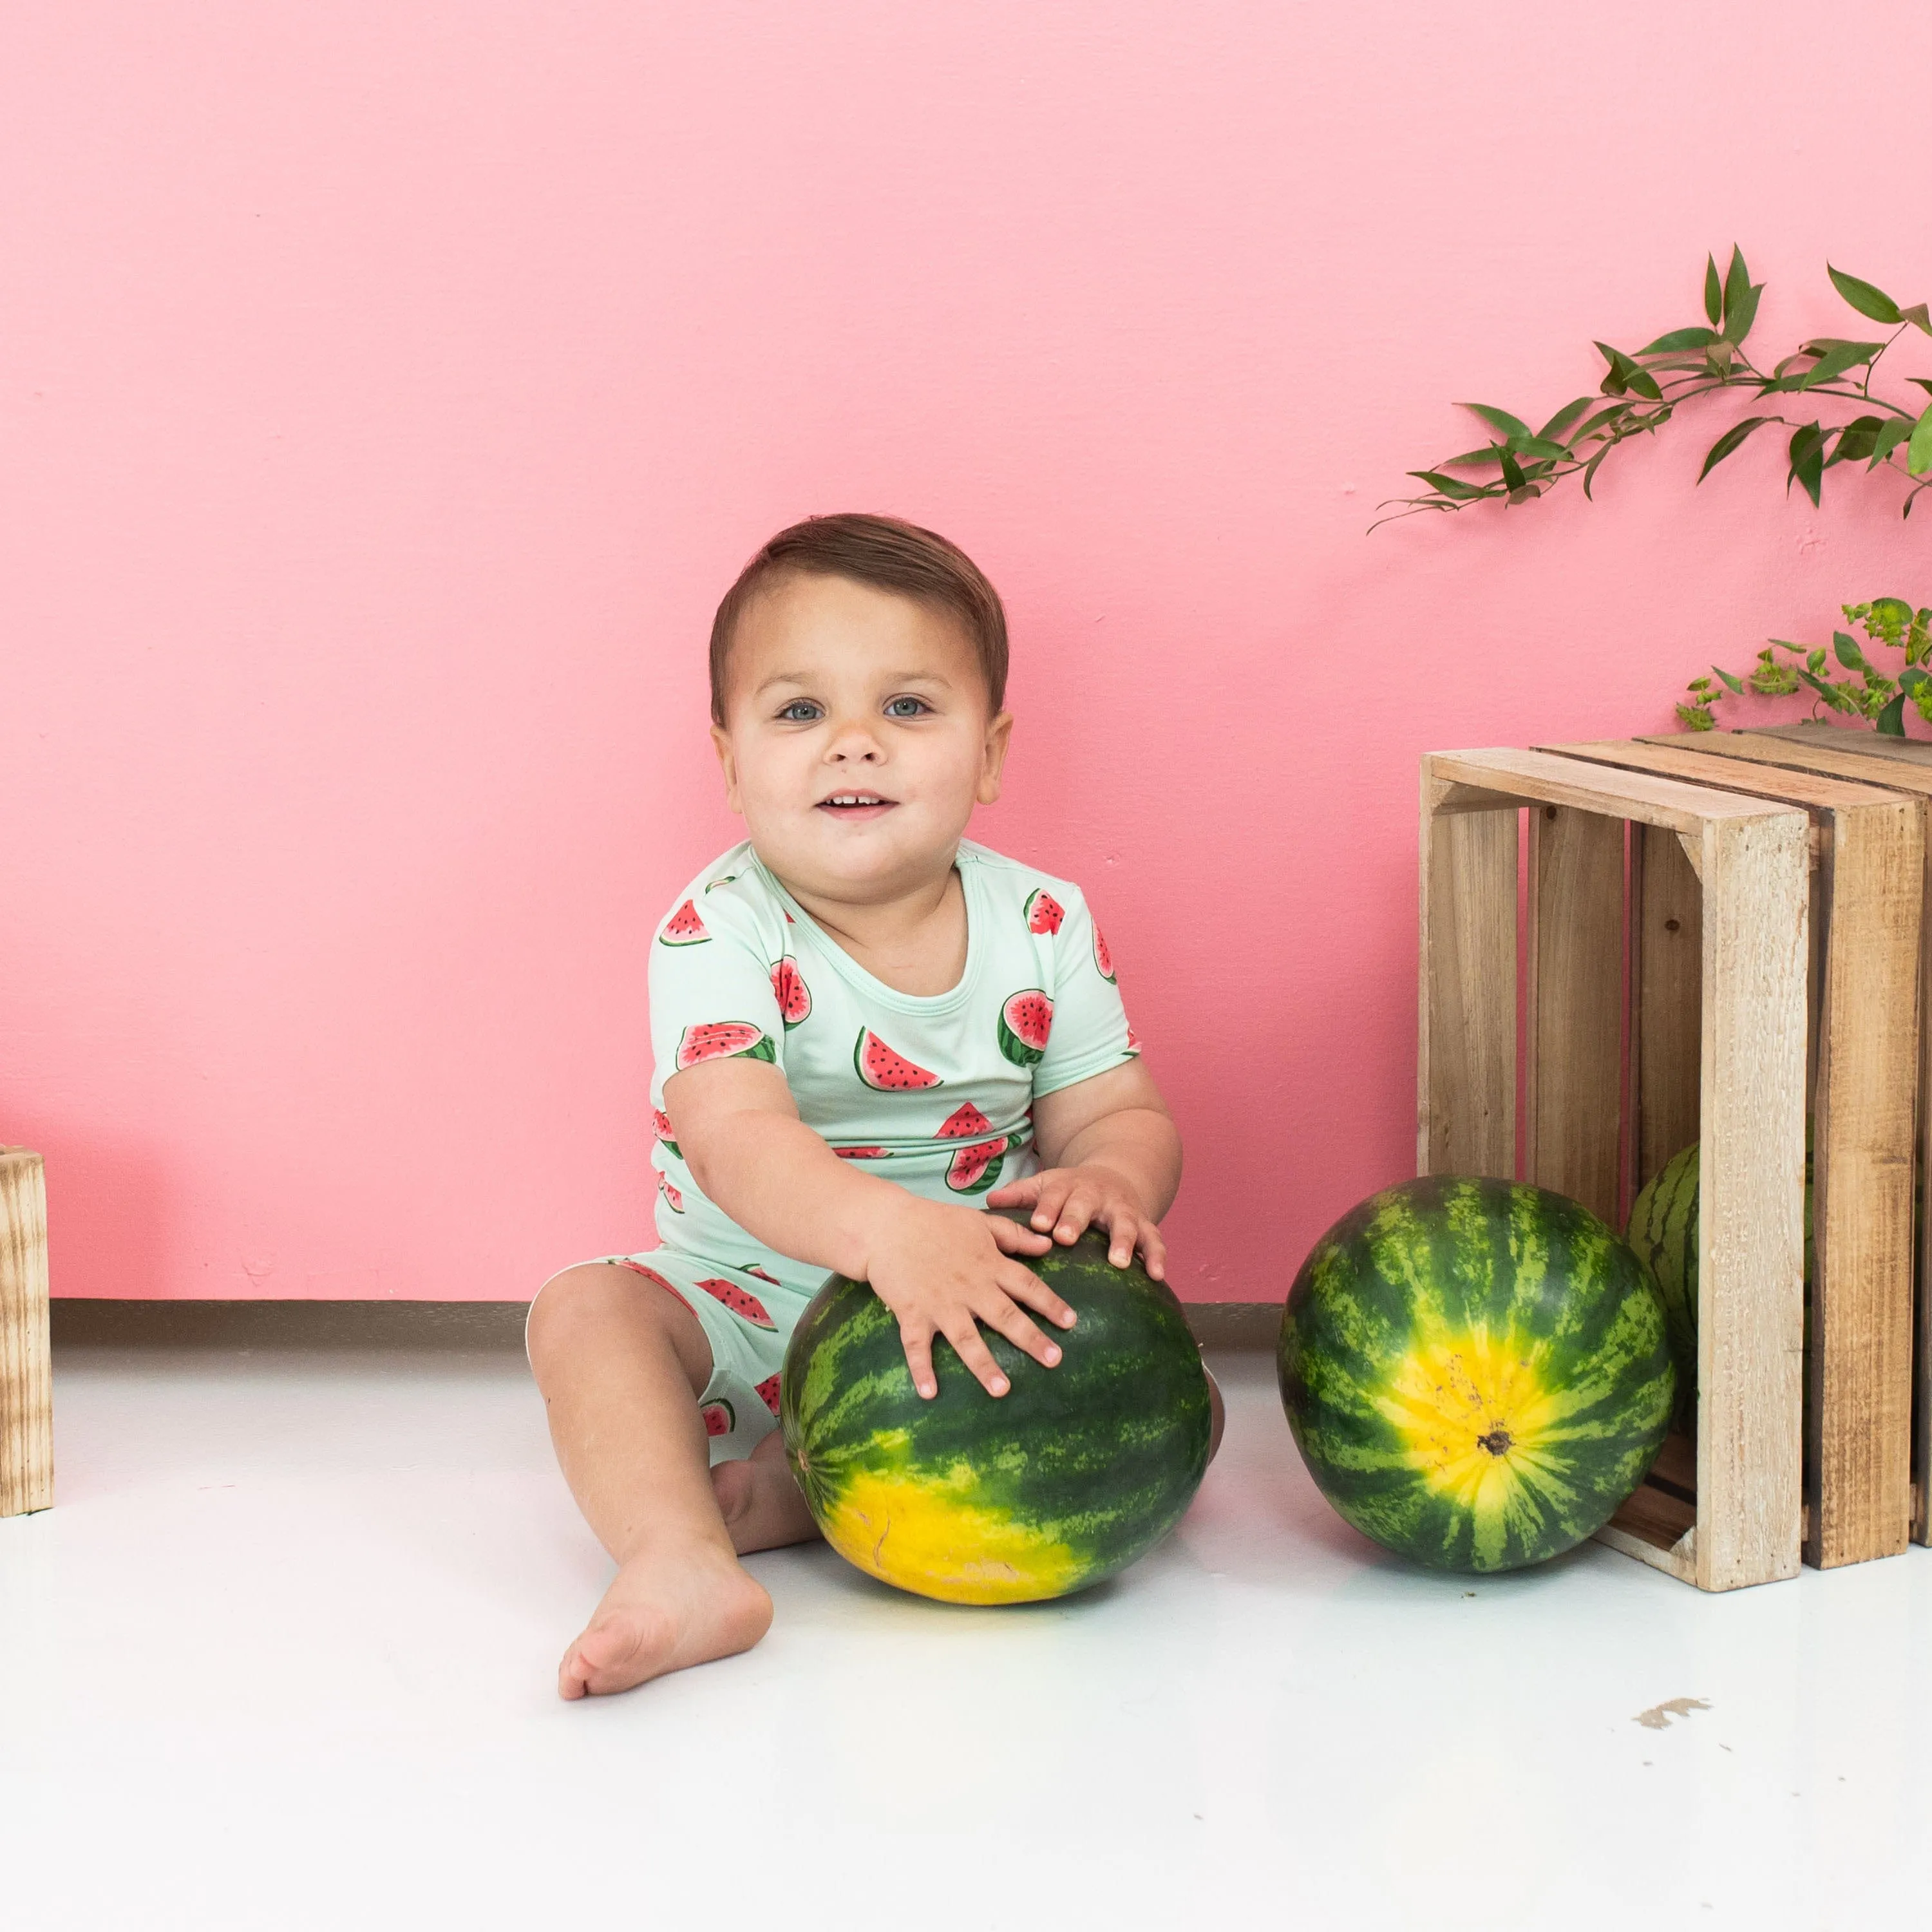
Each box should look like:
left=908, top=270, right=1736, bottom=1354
left=51, top=1297, right=1283, bottom=1352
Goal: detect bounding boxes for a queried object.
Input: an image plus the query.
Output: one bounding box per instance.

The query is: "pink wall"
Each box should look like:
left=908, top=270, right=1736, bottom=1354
left=5, top=3, right=1928, bottom=1301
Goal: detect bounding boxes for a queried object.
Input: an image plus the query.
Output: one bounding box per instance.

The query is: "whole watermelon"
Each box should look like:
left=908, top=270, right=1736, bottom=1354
left=1279, top=1176, right=1674, bottom=1573
left=781, top=1229, right=1211, bottom=1604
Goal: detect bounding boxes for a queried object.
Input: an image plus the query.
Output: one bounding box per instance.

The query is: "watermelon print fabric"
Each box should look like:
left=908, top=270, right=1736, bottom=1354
left=564, top=840, right=1136, bottom=1459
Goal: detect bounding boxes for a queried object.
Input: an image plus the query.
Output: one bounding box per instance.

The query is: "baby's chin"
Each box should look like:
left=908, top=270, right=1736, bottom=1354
left=748, top=812, right=968, bottom=902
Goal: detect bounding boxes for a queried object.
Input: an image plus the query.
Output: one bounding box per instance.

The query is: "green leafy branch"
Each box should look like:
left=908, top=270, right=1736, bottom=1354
left=1374, top=250, right=1932, bottom=529
left=1679, top=597, right=1932, bottom=735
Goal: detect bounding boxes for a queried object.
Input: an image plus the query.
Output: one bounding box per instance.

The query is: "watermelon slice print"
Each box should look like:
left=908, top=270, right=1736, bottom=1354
left=1093, top=922, right=1115, bottom=982
left=755, top=1373, right=782, bottom=1417
left=771, top=958, right=811, bottom=1029
left=945, top=1135, right=1015, bottom=1195
left=609, top=1258, right=697, bottom=1318
left=702, top=1399, right=737, bottom=1439
left=743, top=1264, right=781, bottom=1287
left=854, top=1029, right=942, bottom=1090
left=703, top=874, right=738, bottom=893
left=697, top=1278, right=776, bottom=1330
left=998, top=990, right=1054, bottom=1068
left=936, top=1101, right=993, bottom=1139
left=652, top=1107, right=681, bottom=1159
left=676, top=1021, right=777, bottom=1070
left=1024, top=888, right=1065, bottom=935
left=659, top=1173, right=685, bottom=1213
left=659, top=900, right=710, bottom=946
left=1125, top=1024, right=1142, bottom=1056
left=833, top=1146, right=893, bottom=1159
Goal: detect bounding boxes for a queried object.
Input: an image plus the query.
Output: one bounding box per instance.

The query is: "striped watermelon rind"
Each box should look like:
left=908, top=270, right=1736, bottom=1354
left=1625, top=1139, right=1817, bottom=1432
left=1278, top=1175, right=1674, bottom=1574
left=782, top=1228, right=1211, bottom=1605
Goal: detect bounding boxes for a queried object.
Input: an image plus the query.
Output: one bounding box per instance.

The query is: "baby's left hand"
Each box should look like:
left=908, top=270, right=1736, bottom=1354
left=987, top=1164, right=1166, bottom=1279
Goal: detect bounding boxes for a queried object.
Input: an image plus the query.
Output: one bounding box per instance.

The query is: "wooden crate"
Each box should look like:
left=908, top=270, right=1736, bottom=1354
left=1, top=1147, right=53, bottom=1517
left=1629, top=723, right=1932, bottom=1549
left=1421, top=748, right=1810, bottom=1591
left=1546, top=739, right=1922, bottom=1569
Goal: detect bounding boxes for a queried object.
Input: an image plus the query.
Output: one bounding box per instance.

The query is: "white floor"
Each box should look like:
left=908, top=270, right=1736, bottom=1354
left=3, top=1346, right=1928, bottom=1931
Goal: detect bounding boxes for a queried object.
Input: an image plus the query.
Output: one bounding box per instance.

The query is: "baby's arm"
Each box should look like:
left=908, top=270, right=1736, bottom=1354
left=665, top=1059, right=1075, bottom=1400
left=987, top=1060, right=1180, bottom=1278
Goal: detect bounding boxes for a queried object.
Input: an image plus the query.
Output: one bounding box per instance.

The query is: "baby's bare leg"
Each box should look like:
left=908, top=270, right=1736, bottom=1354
left=527, top=1264, right=772, bottom=1698
left=714, top=1426, right=821, bottom=1555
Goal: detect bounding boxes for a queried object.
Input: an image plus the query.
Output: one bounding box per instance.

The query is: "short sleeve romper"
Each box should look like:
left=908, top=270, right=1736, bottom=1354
left=544, top=838, right=1139, bottom=1463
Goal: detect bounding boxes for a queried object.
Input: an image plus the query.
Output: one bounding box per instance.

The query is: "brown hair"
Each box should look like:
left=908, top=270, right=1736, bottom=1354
left=708, top=513, right=1009, bottom=724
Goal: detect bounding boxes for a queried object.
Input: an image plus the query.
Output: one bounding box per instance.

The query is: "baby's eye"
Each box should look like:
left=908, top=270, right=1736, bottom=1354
left=884, top=696, right=932, bottom=719
left=776, top=700, right=823, bottom=723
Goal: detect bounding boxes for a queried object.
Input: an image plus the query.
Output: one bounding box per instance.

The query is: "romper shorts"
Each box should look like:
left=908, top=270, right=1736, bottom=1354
left=528, top=1249, right=828, bottom=1464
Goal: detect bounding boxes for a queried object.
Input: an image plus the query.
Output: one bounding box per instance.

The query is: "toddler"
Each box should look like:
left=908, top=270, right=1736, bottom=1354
left=527, top=514, right=1193, bottom=1697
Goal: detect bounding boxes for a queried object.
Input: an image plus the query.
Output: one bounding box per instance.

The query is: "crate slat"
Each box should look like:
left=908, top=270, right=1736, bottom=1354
left=1, top=1148, right=53, bottom=1517
left=1417, top=782, right=1516, bottom=1181
left=1632, top=824, right=1703, bottom=1192
left=1526, top=806, right=1624, bottom=1227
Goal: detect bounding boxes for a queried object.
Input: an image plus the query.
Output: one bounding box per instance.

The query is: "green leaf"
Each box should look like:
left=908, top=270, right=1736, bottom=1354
left=1596, top=342, right=1633, bottom=395
left=1869, top=417, right=1915, bottom=467
left=1538, top=396, right=1596, bottom=443
left=1798, top=668, right=1856, bottom=713
left=1459, top=404, right=1534, bottom=440
left=1788, top=421, right=1828, bottom=504
left=1705, top=254, right=1723, bottom=328
left=1512, top=436, right=1573, bottom=461
left=1721, top=247, right=1750, bottom=327
left=1899, top=667, right=1929, bottom=694
left=1795, top=339, right=1885, bottom=387
left=1828, top=265, right=1902, bottom=326
left=1571, top=404, right=1630, bottom=442
left=1499, top=447, right=1528, bottom=493
left=1909, top=402, right=1932, bottom=477
left=1698, top=416, right=1776, bottom=482
left=1712, top=665, right=1746, bottom=694
left=1723, top=279, right=1764, bottom=346
left=1441, top=446, right=1508, bottom=470
left=1830, top=415, right=1886, bottom=466
left=1833, top=630, right=1872, bottom=674
left=1639, top=327, right=1723, bottom=355
left=1581, top=444, right=1613, bottom=500
left=1407, top=470, right=1490, bottom=500
left=1908, top=378, right=1932, bottom=397
left=1870, top=597, right=1915, bottom=630
left=1902, top=303, right=1932, bottom=336
left=1877, top=693, right=1908, bottom=735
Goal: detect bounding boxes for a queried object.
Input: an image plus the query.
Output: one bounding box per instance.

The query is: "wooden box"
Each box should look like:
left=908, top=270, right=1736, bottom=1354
left=1625, top=724, right=1932, bottom=1549
left=1421, top=748, right=1812, bottom=1590
left=1546, top=739, right=1922, bottom=1568
left=1, top=1146, right=53, bottom=1517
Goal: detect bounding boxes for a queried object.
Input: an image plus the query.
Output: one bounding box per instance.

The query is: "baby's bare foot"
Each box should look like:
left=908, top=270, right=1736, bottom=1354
left=712, top=1430, right=822, bottom=1555
left=558, top=1540, right=772, bottom=1700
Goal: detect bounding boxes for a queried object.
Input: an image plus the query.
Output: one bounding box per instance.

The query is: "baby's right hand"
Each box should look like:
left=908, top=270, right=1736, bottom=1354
left=863, top=1197, right=1077, bottom=1401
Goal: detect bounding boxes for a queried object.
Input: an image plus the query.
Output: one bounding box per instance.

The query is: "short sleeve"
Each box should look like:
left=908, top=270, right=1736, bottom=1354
left=1031, top=882, right=1137, bottom=1099
left=649, top=882, right=788, bottom=1101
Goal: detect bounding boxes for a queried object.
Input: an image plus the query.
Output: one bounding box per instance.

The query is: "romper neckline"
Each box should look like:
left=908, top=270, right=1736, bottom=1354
left=749, top=846, right=987, bottom=1018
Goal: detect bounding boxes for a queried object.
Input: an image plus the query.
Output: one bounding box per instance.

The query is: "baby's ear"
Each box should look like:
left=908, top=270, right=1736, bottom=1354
left=711, top=723, right=743, bottom=813
left=978, top=710, right=1015, bottom=804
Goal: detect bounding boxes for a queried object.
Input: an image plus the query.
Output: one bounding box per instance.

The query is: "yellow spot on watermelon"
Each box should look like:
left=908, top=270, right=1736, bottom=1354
left=818, top=1463, right=1084, bottom=1605
left=1372, top=1328, right=1578, bottom=1567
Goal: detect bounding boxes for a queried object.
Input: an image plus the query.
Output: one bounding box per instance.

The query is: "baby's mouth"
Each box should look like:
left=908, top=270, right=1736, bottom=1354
left=816, top=792, right=897, bottom=820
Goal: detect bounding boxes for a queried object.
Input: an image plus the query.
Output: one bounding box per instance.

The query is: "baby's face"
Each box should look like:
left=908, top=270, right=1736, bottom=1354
left=712, top=573, right=1012, bottom=904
